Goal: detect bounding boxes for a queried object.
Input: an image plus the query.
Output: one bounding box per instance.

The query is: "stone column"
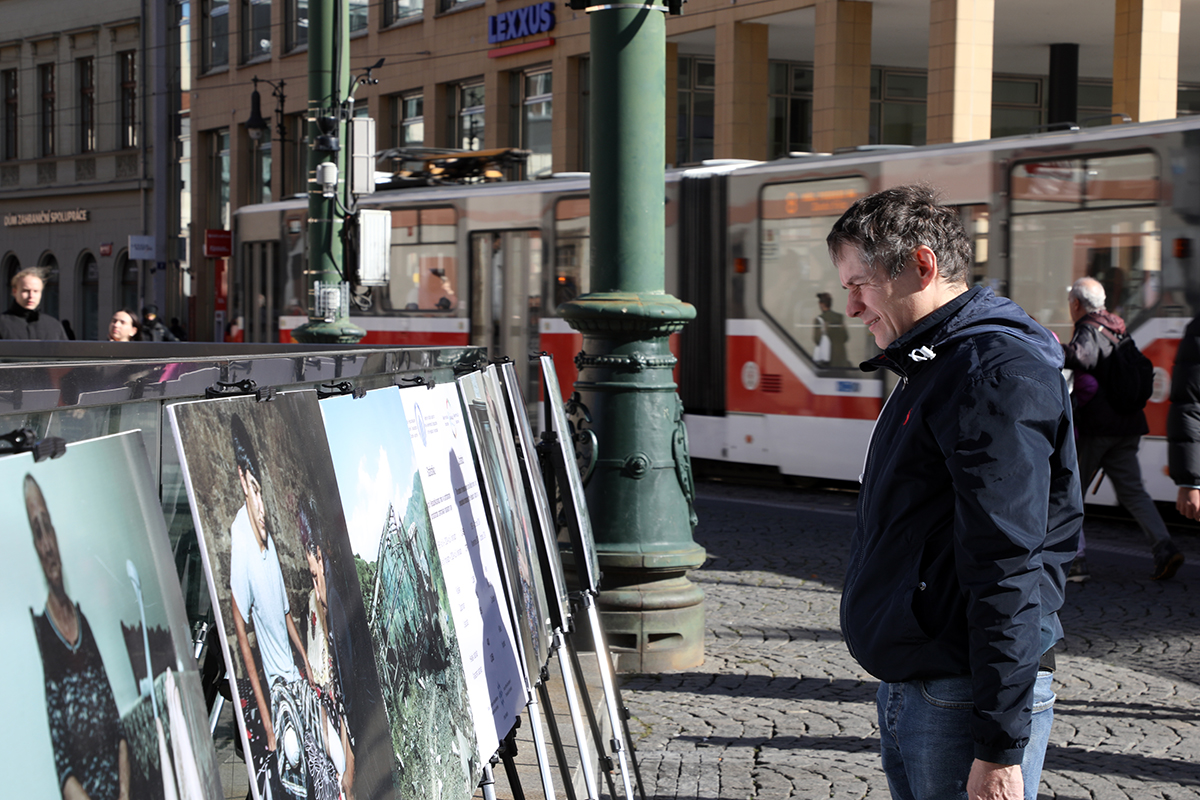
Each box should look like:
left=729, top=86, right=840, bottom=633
left=1113, top=0, right=1181, bottom=123
left=715, top=19, right=769, bottom=160
left=926, top=0, right=994, bottom=144
left=813, top=0, right=871, bottom=154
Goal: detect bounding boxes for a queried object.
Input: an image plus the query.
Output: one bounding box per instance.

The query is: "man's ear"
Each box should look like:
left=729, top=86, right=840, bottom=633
left=912, top=245, right=939, bottom=288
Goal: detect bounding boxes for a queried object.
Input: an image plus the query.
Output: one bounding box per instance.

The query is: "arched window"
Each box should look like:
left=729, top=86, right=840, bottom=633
left=117, top=251, right=139, bottom=312
left=79, top=251, right=99, bottom=340
left=2, top=253, right=19, bottom=295
left=37, top=252, right=59, bottom=318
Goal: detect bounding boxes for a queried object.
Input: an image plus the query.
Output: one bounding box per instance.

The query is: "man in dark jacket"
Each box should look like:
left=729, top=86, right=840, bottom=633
left=1063, top=277, right=1183, bottom=581
left=1167, top=311, right=1200, bottom=521
left=138, top=304, right=179, bottom=342
left=828, top=186, right=1082, bottom=800
left=0, top=268, right=67, bottom=340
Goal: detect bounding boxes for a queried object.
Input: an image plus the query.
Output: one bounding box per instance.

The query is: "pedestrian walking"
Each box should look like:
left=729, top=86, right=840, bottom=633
left=828, top=185, right=1082, bottom=800
left=1062, top=277, right=1184, bottom=581
left=1168, top=309, right=1200, bottom=522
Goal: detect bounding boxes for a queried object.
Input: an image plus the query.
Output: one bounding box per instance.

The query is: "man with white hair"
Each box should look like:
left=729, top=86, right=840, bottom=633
left=1063, top=276, right=1184, bottom=581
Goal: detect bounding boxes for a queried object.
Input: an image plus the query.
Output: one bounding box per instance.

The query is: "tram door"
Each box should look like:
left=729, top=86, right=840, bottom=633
left=234, top=241, right=282, bottom=343
left=470, top=230, right=543, bottom=407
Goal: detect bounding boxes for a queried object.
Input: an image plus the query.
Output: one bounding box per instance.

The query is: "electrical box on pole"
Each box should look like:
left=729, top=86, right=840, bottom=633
left=356, top=209, right=391, bottom=286
left=351, top=116, right=377, bottom=196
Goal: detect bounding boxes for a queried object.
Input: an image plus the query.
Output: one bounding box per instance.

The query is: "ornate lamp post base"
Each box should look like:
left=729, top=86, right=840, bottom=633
left=563, top=291, right=706, bottom=672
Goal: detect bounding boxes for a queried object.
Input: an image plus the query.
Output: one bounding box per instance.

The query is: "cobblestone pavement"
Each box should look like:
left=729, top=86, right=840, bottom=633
left=620, top=480, right=1200, bottom=800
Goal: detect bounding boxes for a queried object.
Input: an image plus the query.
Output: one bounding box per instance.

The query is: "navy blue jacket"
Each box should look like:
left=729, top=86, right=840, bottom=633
left=840, top=286, right=1082, bottom=765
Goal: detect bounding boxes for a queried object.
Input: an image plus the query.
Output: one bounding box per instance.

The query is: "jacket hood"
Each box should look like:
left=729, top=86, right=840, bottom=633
left=1080, top=309, right=1126, bottom=336
left=864, top=286, right=1064, bottom=373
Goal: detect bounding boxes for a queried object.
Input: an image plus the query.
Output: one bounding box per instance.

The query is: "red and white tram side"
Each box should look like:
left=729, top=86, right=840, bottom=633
left=232, top=116, right=1200, bottom=505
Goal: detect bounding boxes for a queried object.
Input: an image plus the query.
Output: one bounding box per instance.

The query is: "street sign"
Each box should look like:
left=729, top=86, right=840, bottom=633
left=128, top=235, right=155, bottom=260
left=204, top=229, right=232, bottom=258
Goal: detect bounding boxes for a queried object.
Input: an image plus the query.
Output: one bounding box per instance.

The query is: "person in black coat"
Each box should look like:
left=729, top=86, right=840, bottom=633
left=0, top=268, right=67, bottom=340
left=1063, top=277, right=1183, bottom=581
left=137, top=304, right=179, bottom=342
left=1168, top=311, right=1200, bottom=521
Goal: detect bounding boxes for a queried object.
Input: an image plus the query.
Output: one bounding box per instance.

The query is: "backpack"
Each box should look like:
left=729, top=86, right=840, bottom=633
left=1089, top=323, right=1155, bottom=414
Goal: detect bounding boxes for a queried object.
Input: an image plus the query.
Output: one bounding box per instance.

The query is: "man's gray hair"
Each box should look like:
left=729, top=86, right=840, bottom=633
left=1069, top=277, right=1106, bottom=314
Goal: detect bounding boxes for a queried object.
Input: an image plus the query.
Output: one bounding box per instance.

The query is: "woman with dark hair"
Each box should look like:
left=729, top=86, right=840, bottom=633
left=107, top=308, right=141, bottom=342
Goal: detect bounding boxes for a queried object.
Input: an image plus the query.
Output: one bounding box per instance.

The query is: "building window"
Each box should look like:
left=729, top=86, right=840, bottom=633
left=37, top=253, right=60, bottom=319
left=1078, top=82, right=1113, bottom=124
left=77, top=58, right=95, bottom=153
left=455, top=81, right=485, bottom=151
left=80, top=252, right=99, bottom=340
left=211, top=128, right=231, bottom=229
left=391, top=93, right=424, bottom=147
left=286, top=0, right=307, bottom=51
left=387, top=0, right=422, bottom=24
left=203, top=0, right=230, bottom=71
left=520, top=70, right=552, bottom=178
left=252, top=139, right=272, bottom=204
left=243, top=0, right=271, bottom=61
left=119, top=51, right=138, bottom=149
left=991, top=76, right=1042, bottom=137
left=350, top=0, right=368, bottom=31
left=1181, top=85, right=1200, bottom=116
left=578, top=57, right=589, bottom=171
left=871, top=68, right=926, bottom=146
left=440, top=0, right=474, bottom=12
left=118, top=251, right=139, bottom=314
left=39, top=63, right=55, bottom=157
left=768, top=61, right=813, bottom=158
left=677, top=57, right=714, bottom=165
left=4, top=69, right=18, bottom=160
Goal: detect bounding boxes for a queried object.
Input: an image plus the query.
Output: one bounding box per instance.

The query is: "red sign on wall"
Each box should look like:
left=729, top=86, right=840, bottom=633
left=204, top=229, right=232, bottom=258
left=99, top=242, right=113, bottom=257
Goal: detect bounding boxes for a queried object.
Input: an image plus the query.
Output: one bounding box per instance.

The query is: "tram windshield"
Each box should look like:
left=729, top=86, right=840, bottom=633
left=1009, top=152, right=1160, bottom=342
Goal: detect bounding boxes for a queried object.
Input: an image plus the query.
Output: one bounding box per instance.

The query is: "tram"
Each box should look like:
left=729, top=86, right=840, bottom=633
left=232, top=116, right=1200, bottom=506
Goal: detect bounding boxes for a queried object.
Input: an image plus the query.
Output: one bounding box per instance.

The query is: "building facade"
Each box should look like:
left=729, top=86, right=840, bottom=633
left=0, top=0, right=186, bottom=341
left=189, top=0, right=1200, bottom=341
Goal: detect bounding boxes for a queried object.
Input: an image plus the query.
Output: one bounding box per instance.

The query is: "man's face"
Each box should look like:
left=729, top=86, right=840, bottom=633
left=306, top=549, right=327, bottom=610
left=238, top=466, right=269, bottom=549
left=13, top=276, right=43, bottom=311
left=26, top=484, right=63, bottom=592
left=836, top=246, right=926, bottom=350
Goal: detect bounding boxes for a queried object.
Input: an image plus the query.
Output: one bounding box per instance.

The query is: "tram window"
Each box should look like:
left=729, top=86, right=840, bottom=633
left=387, top=206, right=459, bottom=311
left=1009, top=152, right=1161, bottom=342
left=759, top=177, right=868, bottom=369
left=554, top=197, right=590, bottom=311
left=1011, top=152, right=1158, bottom=214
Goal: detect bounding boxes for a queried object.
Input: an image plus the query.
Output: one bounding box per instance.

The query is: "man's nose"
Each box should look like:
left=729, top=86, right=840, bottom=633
left=845, top=292, right=863, bottom=317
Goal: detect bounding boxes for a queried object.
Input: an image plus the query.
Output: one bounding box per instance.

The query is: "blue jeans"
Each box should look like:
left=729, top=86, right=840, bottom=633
left=877, top=671, right=1055, bottom=800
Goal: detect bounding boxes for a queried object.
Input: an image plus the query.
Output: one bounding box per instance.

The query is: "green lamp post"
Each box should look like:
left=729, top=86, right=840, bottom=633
left=293, top=0, right=365, bottom=344
left=561, top=0, right=706, bottom=672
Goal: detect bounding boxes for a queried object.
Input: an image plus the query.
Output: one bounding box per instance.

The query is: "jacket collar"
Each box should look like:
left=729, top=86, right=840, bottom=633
left=860, top=285, right=981, bottom=374
left=5, top=301, right=39, bottom=322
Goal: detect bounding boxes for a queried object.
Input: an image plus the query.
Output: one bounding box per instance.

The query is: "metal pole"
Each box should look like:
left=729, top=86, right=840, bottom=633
left=560, top=0, right=705, bottom=672
left=293, top=0, right=364, bottom=343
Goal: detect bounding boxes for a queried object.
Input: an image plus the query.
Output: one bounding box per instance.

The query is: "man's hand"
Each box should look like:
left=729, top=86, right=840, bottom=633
left=1177, top=487, right=1200, bottom=520
left=967, top=759, right=1023, bottom=800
